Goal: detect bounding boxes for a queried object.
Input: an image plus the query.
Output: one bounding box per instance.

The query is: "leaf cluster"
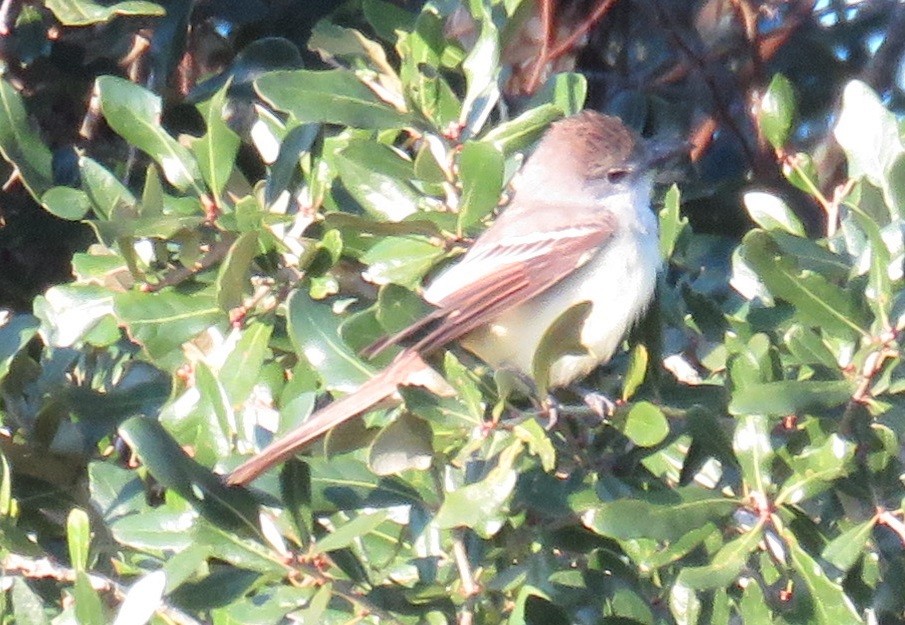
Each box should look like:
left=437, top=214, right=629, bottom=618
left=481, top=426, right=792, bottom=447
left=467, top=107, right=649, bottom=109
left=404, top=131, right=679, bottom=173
left=0, top=2, right=902, bottom=625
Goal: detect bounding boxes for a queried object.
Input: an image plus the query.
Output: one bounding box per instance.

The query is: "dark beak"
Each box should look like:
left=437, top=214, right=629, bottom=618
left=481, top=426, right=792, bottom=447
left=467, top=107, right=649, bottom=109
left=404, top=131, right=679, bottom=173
left=643, top=136, right=690, bottom=168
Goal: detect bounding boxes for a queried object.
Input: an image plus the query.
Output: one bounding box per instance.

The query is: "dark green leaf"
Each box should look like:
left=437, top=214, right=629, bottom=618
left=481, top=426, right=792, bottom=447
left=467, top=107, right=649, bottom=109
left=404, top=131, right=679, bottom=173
left=256, top=69, right=413, bottom=129
left=0, top=314, right=38, bottom=380
left=740, top=230, right=866, bottom=339
left=114, top=291, right=222, bottom=366
left=192, top=84, right=240, bottom=199
left=118, top=416, right=259, bottom=530
left=40, top=186, right=91, bottom=220
left=744, top=191, right=805, bottom=236
left=12, top=578, right=51, bottom=625
left=368, top=412, right=433, bottom=475
left=360, top=236, right=444, bottom=288
left=97, top=76, right=203, bottom=194
left=216, top=232, right=258, bottom=311
left=44, top=0, right=164, bottom=26
left=287, top=290, right=373, bottom=391
left=677, top=523, right=763, bottom=589
left=786, top=530, right=862, bottom=625
left=621, top=401, right=668, bottom=447
left=729, top=380, right=854, bottom=416
left=760, top=74, right=796, bottom=149
left=581, top=487, right=738, bottom=542
left=0, top=78, right=53, bottom=198
left=457, top=140, right=504, bottom=231
left=74, top=572, right=105, bottom=625
left=314, top=510, right=390, bottom=553
left=821, top=520, right=876, bottom=572
left=279, top=460, right=313, bottom=545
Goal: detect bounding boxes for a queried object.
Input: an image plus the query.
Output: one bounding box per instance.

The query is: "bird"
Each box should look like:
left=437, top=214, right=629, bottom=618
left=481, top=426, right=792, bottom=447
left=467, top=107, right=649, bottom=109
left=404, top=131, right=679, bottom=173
left=227, top=110, right=679, bottom=486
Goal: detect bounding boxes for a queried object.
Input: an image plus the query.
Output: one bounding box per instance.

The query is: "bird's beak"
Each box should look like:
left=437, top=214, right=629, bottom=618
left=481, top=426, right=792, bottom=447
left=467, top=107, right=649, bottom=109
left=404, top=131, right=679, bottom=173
left=643, top=136, right=690, bottom=169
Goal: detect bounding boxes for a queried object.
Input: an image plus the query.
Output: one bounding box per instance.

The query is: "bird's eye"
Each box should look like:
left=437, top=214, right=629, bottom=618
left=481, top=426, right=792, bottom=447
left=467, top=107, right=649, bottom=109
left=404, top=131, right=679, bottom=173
left=606, top=168, right=630, bottom=184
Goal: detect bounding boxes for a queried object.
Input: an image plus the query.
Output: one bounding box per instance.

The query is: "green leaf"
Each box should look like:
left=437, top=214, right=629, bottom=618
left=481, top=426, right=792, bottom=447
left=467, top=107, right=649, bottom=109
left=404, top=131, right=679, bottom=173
left=457, top=140, right=504, bottom=231
left=532, top=302, right=591, bottom=396
left=114, top=291, right=222, bottom=366
left=786, top=530, right=862, bottom=625
left=659, top=184, right=686, bottom=260
left=834, top=80, right=902, bottom=189
left=677, top=523, right=763, bottom=589
left=368, top=412, right=434, bottom=475
left=360, top=236, right=444, bottom=288
left=112, top=571, right=166, bottom=625
left=729, top=380, right=854, bottom=416
left=621, top=344, right=649, bottom=401
left=256, top=69, right=413, bottom=129
left=0, top=78, right=53, bottom=199
left=193, top=522, right=288, bottom=574
left=40, top=186, right=92, bottom=220
left=334, top=139, right=421, bottom=220
left=118, top=416, right=259, bottom=529
left=512, top=419, right=556, bottom=472
left=44, top=0, right=164, bottom=26
left=481, top=105, right=562, bottom=154
left=33, top=284, right=115, bottom=347
left=849, top=205, right=893, bottom=327
left=435, top=442, right=521, bottom=538
left=669, top=582, right=702, bottom=625
left=459, top=4, right=500, bottom=134
left=621, top=401, right=669, bottom=447
left=527, top=73, right=587, bottom=116
left=776, top=433, right=855, bottom=505
left=80, top=156, right=137, bottom=221
left=363, top=0, right=417, bottom=41
left=733, top=414, right=773, bottom=492
left=97, top=76, right=203, bottom=194
left=581, top=487, right=738, bottom=542
left=739, top=230, right=866, bottom=339
left=0, top=314, right=38, bottom=380
left=313, top=510, right=390, bottom=553
left=219, top=321, right=273, bottom=406
left=739, top=581, right=772, bottom=624
left=307, top=21, right=402, bottom=96
left=743, top=191, right=805, bottom=236
left=279, top=460, right=313, bottom=545
left=287, top=290, right=373, bottom=392
left=759, top=73, right=796, bottom=149
left=67, top=508, right=91, bottom=573
left=216, top=233, right=258, bottom=312
left=74, top=572, right=106, bottom=625
left=192, top=84, right=241, bottom=199
left=12, top=578, right=50, bottom=625
left=822, top=519, right=877, bottom=572
left=784, top=325, right=838, bottom=369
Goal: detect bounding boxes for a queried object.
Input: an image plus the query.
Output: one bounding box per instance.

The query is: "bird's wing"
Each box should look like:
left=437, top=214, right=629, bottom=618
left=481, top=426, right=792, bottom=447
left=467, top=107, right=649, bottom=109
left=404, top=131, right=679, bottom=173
left=367, top=205, right=618, bottom=357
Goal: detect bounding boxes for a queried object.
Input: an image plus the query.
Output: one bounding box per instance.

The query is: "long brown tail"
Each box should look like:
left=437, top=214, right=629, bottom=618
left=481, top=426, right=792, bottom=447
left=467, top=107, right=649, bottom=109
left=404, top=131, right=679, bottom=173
left=226, top=350, right=427, bottom=486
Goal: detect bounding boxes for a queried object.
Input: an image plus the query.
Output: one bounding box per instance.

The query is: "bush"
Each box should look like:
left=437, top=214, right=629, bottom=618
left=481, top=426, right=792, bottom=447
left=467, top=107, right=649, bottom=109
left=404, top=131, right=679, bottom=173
left=0, top=1, right=904, bottom=624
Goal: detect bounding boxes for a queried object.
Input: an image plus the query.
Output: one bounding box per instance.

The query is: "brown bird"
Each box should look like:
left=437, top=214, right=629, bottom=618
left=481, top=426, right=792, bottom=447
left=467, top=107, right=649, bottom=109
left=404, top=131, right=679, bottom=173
left=227, top=110, right=678, bottom=486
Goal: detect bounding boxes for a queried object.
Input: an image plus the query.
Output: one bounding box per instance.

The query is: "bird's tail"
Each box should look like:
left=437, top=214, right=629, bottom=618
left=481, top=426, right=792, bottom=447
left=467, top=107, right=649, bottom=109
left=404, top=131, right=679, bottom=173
left=225, top=350, right=433, bottom=486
